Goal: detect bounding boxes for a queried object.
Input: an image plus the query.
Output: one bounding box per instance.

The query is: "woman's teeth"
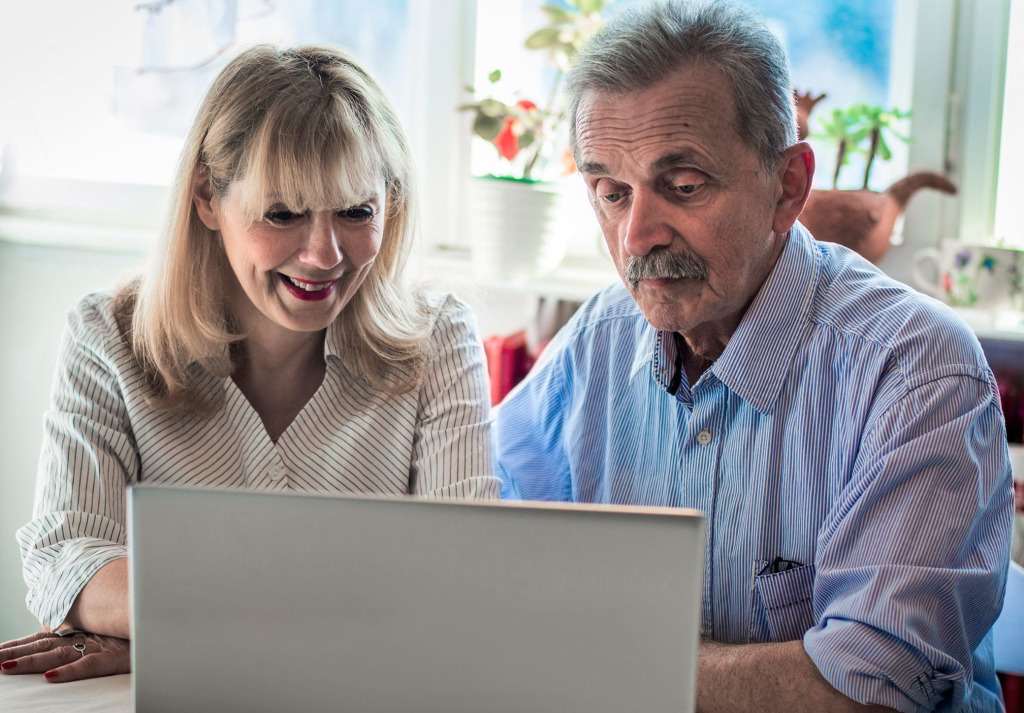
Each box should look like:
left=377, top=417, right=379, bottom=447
left=284, top=275, right=333, bottom=292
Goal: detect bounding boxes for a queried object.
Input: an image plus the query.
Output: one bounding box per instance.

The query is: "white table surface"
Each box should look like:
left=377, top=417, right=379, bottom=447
left=0, top=671, right=131, bottom=712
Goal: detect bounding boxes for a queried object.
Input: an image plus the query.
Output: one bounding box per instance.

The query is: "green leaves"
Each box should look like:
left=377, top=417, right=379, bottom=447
left=524, top=27, right=562, bottom=49
left=566, top=0, right=607, bottom=13
left=540, top=5, right=573, bottom=24
left=813, top=102, right=912, bottom=188
left=459, top=0, right=613, bottom=179
left=473, top=113, right=504, bottom=142
left=477, top=98, right=506, bottom=117
left=576, top=0, right=606, bottom=14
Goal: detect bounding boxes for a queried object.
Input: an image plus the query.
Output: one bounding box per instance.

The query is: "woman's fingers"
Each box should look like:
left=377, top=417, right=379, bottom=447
left=0, top=631, right=58, bottom=650
left=0, top=632, right=131, bottom=682
left=44, top=636, right=130, bottom=683
left=42, top=647, right=131, bottom=683
left=3, top=645, right=80, bottom=674
left=0, top=633, right=67, bottom=668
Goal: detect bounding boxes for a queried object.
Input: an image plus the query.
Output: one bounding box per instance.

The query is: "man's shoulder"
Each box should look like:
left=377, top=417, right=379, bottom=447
left=526, top=280, right=652, bottom=387
left=565, top=280, right=646, bottom=337
left=811, top=244, right=990, bottom=379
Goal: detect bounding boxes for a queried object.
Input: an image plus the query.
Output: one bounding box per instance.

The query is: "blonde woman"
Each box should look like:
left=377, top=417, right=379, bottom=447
left=0, top=44, right=498, bottom=682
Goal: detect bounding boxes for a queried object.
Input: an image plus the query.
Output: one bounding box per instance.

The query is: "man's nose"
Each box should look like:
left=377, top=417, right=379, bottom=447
left=622, top=190, right=674, bottom=258
left=300, top=212, right=343, bottom=270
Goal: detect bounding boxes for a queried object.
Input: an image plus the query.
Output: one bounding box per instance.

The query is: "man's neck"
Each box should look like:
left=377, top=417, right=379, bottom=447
left=678, top=336, right=719, bottom=386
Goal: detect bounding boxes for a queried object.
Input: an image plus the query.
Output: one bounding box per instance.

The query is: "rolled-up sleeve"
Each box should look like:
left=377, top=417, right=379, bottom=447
left=804, top=371, right=1013, bottom=712
left=410, top=296, right=500, bottom=500
left=16, top=299, right=139, bottom=630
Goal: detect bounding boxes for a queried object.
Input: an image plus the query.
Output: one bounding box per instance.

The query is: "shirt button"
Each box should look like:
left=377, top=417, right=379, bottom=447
left=696, top=430, right=712, bottom=445
left=269, top=463, right=285, bottom=481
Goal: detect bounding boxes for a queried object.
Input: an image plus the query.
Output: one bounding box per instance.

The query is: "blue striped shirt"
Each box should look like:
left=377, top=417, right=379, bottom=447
left=495, top=224, right=1014, bottom=713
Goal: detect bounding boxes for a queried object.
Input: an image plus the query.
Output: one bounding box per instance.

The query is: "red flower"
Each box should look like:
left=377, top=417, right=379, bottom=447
left=515, top=99, right=538, bottom=112
left=494, top=117, right=519, bottom=161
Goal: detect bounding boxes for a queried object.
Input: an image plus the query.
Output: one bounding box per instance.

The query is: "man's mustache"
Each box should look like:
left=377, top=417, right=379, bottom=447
left=625, top=249, right=708, bottom=289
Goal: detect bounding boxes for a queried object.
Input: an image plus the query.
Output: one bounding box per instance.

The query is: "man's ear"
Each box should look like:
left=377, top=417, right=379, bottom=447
left=772, top=142, right=814, bottom=235
left=192, top=166, right=221, bottom=231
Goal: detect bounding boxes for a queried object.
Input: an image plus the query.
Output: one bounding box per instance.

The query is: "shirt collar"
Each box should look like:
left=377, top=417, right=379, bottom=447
left=629, top=322, right=685, bottom=393
left=324, top=319, right=343, bottom=365
left=711, top=222, right=821, bottom=414
left=631, top=223, right=821, bottom=412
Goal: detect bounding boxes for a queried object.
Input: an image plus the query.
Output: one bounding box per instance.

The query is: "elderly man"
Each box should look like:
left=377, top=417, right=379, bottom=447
left=494, top=2, right=1013, bottom=712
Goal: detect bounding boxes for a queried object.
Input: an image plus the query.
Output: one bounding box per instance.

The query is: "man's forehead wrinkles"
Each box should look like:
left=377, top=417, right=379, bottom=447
left=578, top=125, right=711, bottom=168
left=586, top=115, right=698, bottom=136
left=584, top=94, right=722, bottom=122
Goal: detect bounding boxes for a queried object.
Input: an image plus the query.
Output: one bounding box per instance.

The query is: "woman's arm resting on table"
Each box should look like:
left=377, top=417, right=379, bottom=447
left=62, top=558, right=130, bottom=639
left=697, top=640, right=898, bottom=713
left=0, top=559, right=131, bottom=683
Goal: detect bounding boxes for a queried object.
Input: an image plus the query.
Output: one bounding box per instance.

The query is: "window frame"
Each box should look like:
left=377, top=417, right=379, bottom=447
left=878, top=0, right=1011, bottom=284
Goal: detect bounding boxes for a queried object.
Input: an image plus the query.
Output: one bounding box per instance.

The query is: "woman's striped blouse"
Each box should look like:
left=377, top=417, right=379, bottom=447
left=17, top=289, right=499, bottom=629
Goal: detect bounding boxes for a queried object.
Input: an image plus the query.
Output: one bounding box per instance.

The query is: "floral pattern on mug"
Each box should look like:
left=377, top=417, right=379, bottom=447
left=942, top=251, right=1019, bottom=308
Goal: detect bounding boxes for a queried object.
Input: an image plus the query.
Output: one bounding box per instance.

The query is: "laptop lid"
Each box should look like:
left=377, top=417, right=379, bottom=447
left=129, top=485, right=704, bottom=713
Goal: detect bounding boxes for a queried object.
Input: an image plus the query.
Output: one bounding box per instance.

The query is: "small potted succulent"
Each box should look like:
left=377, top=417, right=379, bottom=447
left=797, top=97, right=956, bottom=263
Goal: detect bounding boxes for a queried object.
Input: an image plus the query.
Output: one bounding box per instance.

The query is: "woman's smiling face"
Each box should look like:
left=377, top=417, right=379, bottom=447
left=194, top=173, right=386, bottom=339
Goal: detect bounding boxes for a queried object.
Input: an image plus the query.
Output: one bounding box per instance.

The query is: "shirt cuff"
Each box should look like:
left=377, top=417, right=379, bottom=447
left=24, top=540, right=128, bottom=631
left=803, top=618, right=961, bottom=713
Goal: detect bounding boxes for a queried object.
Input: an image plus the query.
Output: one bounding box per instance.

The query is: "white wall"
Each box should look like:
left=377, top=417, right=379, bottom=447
left=0, top=240, right=144, bottom=641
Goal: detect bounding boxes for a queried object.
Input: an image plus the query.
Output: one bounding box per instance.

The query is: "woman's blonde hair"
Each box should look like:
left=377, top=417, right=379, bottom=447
left=116, top=44, right=431, bottom=415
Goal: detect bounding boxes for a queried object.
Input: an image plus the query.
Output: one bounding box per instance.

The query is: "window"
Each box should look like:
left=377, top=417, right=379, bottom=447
left=994, top=0, right=1024, bottom=248
left=0, top=0, right=469, bottom=257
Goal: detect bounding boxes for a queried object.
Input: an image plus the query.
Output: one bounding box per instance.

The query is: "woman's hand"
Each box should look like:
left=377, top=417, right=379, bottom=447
left=0, top=630, right=130, bottom=682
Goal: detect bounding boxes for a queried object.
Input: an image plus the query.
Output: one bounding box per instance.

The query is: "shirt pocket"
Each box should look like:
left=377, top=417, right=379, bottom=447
left=749, top=562, right=816, bottom=643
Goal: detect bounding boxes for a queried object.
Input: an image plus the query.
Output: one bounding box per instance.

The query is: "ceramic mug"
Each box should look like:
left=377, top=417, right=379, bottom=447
left=911, top=239, right=1024, bottom=310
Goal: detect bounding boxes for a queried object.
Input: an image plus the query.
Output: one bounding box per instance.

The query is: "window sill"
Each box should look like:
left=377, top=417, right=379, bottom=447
left=956, top=308, right=1024, bottom=344
left=420, top=248, right=618, bottom=302
left=0, top=214, right=154, bottom=255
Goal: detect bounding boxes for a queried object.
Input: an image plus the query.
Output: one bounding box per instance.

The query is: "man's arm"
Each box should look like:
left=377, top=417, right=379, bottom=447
left=697, top=640, right=897, bottom=713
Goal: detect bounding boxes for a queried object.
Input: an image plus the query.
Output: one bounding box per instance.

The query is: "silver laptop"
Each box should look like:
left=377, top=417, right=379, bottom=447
left=128, top=484, right=704, bottom=713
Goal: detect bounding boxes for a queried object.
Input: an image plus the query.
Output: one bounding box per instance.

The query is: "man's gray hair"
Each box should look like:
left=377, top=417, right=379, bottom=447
left=564, top=0, right=798, bottom=172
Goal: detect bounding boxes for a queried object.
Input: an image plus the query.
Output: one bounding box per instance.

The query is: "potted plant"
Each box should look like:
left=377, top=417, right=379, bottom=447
left=798, top=98, right=956, bottom=263
left=458, top=0, right=609, bottom=283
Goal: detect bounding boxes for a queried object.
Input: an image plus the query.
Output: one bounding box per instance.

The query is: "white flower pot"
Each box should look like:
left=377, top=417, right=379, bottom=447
left=467, top=176, right=568, bottom=285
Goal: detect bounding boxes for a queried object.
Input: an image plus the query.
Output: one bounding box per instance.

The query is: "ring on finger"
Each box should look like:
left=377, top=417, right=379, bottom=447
left=72, top=643, right=87, bottom=658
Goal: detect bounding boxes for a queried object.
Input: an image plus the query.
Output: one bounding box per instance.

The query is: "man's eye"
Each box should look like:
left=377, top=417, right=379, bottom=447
left=676, top=183, right=702, bottom=195
left=601, top=192, right=624, bottom=204
left=339, top=206, right=374, bottom=222
left=265, top=209, right=300, bottom=224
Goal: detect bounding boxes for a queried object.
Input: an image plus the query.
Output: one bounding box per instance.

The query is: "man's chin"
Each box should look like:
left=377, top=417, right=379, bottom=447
left=636, top=301, right=689, bottom=334
left=625, top=280, right=702, bottom=330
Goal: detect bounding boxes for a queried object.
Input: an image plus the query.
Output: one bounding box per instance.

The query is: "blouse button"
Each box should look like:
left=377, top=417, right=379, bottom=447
left=696, top=430, right=712, bottom=445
